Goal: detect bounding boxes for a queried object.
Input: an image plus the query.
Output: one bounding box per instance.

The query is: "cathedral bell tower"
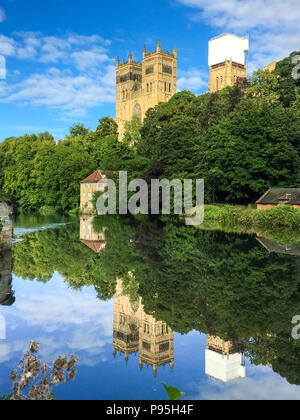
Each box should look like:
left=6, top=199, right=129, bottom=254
left=116, top=42, right=177, bottom=138
left=208, top=34, right=249, bottom=92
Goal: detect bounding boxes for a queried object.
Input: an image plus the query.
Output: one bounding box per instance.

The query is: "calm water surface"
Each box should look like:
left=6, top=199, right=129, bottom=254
left=0, top=214, right=300, bottom=400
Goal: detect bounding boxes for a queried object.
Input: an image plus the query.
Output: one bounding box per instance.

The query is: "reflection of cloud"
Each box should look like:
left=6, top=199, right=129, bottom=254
left=0, top=275, right=113, bottom=367
left=189, top=365, right=300, bottom=400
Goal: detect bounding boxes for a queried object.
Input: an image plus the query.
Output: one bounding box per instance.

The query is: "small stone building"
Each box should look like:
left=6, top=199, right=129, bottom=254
left=80, top=170, right=108, bottom=214
left=256, top=189, right=300, bottom=210
left=79, top=216, right=106, bottom=253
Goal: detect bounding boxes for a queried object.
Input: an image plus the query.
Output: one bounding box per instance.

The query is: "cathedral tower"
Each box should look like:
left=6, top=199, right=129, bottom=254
left=116, top=42, right=177, bottom=138
left=113, top=279, right=174, bottom=376
left=208, top=34, right=249, bottom=92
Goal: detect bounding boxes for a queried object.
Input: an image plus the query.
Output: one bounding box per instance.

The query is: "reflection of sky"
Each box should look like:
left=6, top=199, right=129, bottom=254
left=0, top=274, right=300, bottom=400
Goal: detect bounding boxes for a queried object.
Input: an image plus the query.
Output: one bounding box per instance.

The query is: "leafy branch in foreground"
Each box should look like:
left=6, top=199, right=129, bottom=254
left=9, top=341, right=78, bottom=400
left=162, top=382, right=185, bottom=400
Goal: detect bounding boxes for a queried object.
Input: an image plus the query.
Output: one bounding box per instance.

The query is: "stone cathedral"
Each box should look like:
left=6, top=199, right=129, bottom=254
left=115, top=35, right=249, bottom=137
left=116, top=41, right=177, bottom=138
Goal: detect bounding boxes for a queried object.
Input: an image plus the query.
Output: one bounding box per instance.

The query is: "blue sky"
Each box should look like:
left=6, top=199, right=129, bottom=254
left=0, top=0, right=299, bottom=140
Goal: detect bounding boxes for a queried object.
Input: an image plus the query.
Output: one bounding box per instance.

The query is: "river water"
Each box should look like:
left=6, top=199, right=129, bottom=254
left=0, top=214, right=300, bottom=400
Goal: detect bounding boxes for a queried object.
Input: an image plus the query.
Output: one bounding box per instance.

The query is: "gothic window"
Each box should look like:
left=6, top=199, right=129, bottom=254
left=132, top=82, right=140, bottom=92
left=169, top=83, right=171, bottom=93
left=132, top=102, right=142, bottom=119
left=150, top=82, right=152, bottom=92
left=162, top=65, right=172, bottom=75
left=143, top=341, right=151, bottom=351
left=146, top=66, right=154, bottom=75
left=159, top=342, right=170, bottom=353
left=130, top=301, right=139, bottom=313
left=147, top=83, right=149, bottom=92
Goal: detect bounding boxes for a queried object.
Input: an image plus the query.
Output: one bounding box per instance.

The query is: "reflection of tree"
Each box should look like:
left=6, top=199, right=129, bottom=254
left=12, top=215, right=300, bottom=385
left=12, top=222, right=117, bottom=299
left=133, top=219, right=300, bottom=384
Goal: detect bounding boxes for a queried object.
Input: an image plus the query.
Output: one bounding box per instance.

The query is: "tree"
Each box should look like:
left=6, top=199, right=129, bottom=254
left=195, top=98, right=300, bottom=203
left=248, top=69, right=281, bottom=104
left=273, top=51, right=300, bottom=107
left=69, top=123, right=89, bottom=137
left=95, top=118, right=118, bottom=138
left=122, top=116, right=142, bottom=147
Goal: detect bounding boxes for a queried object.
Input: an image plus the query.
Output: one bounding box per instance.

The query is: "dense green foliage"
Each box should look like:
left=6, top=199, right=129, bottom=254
left=1, top=51, right=299, bottom=212
left=11, top=216, right=300, bottom=385
left=203, top=204, right=300, bottom=230
left=0, top=119, right=133, bottom=213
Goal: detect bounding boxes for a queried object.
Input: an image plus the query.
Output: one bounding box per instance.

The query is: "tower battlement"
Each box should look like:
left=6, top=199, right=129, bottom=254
left=116, top=42, right=177, bottom=138
left=208, top=33, right=249, bottom=92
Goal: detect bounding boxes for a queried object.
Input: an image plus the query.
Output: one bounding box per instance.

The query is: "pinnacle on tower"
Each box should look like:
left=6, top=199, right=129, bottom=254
left=173, top=45, right=177, bottom=57
left=116, top=57, right=120, bottom=67
left=128, top=51, right=133, bottom=63
left=156, top=40, right=161, bottom=53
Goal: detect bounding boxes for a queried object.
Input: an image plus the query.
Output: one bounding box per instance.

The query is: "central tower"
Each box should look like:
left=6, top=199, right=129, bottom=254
left=116, top=42, right=177, bottom=138
left=208, top=34, right=249, bottom=92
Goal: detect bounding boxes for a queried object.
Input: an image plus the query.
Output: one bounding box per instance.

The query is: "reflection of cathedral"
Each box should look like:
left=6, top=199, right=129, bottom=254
left=113, top=280, right=174, bottom=376
left=79, top=217, right=106, bottom=253
left=205, top=335, right=246, bottom=383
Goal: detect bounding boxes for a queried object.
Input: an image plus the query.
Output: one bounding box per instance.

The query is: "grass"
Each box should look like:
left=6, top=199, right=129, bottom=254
left=198, top=204, right=300, bottom=244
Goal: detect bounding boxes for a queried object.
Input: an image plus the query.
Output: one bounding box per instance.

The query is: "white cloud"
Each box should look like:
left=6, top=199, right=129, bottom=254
left=0, top=31, right=115, bottom=117
left=177, top=68, right=208, bottom=92
left=0, top=8, right=5, bottom=23
left=177, top=0, right=300, bottom=71
left=71, top=48, right=113, bottom=71
left=0, top=66, right=115, bottom=117
left=0, top=32, right=112, bottom=66
left=0, top=35, right=15, bottom=56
